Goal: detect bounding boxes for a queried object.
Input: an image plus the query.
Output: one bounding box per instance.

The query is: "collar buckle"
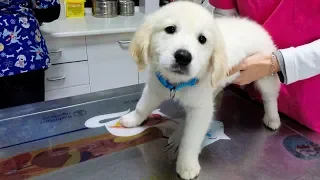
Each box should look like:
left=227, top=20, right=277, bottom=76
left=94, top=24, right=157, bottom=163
left=170, top=88, right=176, bottom=99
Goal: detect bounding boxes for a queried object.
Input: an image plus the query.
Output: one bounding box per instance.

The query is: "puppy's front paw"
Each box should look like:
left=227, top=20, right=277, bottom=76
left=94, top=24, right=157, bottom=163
left=120, top=111, right=143, bottom=128
left=176, top=156, right=200, bottom=180
left=263, top=115, right=281, bottom=130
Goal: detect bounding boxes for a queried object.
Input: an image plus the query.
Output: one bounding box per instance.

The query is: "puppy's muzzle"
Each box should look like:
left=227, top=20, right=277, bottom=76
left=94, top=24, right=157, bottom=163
left=174, top=49, right=192, bottom=66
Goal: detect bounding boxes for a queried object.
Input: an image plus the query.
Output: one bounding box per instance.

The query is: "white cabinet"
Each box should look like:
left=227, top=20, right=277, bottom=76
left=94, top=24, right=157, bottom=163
left=86, top=33, right=138, bottom=92
left=44, top=32, right=140, bottom=100
left=45, top=36, right=87, bottom=64
left=45, top=61, right=90, bottom=91
left=44, top=36, right=90, bottom=101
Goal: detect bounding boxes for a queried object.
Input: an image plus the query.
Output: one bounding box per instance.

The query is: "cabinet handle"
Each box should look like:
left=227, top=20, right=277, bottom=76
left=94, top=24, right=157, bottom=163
left=49, top=49, right=62, bottom=54
left=47, top=75, right=66, bottom=81
left=118, top=40, right=131, bottom=45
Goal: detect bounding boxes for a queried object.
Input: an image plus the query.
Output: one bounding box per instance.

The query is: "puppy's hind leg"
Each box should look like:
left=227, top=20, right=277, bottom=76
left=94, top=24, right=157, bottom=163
left=120, top=84, right=165, bottom=127
left=255, top=75, right=281, bottom=130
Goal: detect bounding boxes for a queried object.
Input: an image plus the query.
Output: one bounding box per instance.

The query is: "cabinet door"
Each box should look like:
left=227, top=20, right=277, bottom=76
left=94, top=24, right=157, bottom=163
left=45, top=36, right=87, bottom=64
left=45, top=61, right=89, bottom=91
left=86, top=33, right=138, bottom=92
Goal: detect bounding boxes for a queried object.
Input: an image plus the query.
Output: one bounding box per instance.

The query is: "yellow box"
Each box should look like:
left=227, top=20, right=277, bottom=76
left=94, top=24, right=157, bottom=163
left=65, top=0, right=86, bottom=18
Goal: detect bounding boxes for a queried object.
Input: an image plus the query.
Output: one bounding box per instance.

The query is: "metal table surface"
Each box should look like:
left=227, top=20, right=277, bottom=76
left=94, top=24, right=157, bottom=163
left=0, top=84, right=319, bottom=180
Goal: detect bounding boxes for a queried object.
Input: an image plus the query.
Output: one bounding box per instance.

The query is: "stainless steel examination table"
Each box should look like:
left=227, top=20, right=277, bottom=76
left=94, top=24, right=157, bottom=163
left=0, top=84, right=319, bottom=180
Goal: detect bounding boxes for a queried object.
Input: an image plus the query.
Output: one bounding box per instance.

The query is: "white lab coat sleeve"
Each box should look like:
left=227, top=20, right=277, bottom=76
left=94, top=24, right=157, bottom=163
left=280, top=39, right=320, bottom=84
left=213, top=8, right=239, bottom=17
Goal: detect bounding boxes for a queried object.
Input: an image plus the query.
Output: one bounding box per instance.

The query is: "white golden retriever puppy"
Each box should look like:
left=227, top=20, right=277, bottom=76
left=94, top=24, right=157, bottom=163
left=120, top=1, right=281, bottom=179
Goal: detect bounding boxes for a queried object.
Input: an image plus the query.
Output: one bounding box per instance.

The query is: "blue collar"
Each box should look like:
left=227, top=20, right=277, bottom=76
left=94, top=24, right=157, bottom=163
left=156, top=72, right=198, bottom=98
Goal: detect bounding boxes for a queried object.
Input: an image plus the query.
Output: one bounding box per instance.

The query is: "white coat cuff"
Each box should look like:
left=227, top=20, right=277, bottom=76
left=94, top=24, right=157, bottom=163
left=280, top=47, right=297, bottom=84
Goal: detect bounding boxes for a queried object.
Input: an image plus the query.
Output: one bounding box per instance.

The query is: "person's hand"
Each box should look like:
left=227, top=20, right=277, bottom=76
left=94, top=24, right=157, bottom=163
left=228, top=53, right=280, bottom=85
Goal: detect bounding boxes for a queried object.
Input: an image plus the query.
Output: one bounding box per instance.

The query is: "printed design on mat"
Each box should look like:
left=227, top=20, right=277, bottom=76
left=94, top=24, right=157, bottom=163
left=0, top=108, right=231, bottom=179
left=0, top=109, right=176, bottom=179
left=85, top=109, right=230, bottom=148
left=0, top=125, right=164, bottom=179
left=166, top=120, right=230, bottom=153
left=85, top=109, right=177, bottom=137
left=86, top=108, right=231, bottom=155
left=283, top=135, right=320, bottom=160
left=202, top=121, right=230, bottom=148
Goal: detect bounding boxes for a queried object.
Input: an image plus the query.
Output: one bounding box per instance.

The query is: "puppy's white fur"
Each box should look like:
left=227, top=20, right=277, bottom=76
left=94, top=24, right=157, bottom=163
left=120, top=2, right=281, bottom=179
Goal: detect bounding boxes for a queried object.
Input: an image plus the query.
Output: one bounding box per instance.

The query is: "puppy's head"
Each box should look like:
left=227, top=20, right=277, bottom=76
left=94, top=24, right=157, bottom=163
left=130, top=1, right=227, bottom=86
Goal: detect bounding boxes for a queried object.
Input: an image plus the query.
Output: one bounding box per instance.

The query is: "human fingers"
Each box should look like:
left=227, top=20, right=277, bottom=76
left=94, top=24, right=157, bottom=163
left=228, top=62, right=246, bottom=76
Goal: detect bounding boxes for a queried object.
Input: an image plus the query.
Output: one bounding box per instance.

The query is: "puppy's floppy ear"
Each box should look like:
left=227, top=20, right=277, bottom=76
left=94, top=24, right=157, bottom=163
left=211, top=25, right=228, bottom=88
left=129, top=16, right=153, bottom=71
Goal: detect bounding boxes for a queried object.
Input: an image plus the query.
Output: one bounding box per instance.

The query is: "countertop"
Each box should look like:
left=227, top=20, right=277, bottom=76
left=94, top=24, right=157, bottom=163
left=40, top=11, right=145, bottom=38
left=40, top=1, right=213, bottom=38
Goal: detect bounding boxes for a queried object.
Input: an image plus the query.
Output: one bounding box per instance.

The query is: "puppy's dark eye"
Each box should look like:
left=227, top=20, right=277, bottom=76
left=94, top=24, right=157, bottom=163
left=165, top=26, right=176, bottom=34
left=198, top=35, right=207, bottom=44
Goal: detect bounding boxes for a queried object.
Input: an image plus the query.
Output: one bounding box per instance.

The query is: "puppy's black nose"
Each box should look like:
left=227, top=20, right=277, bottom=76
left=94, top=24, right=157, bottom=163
left=174, top=49, right=192, bottom=66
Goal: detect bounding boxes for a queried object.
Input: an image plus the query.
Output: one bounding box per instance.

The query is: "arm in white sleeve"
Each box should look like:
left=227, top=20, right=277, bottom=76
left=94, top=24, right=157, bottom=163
left=214, top=8, right=239, bottom=17
left=275, top=39, right=320, bottom=84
